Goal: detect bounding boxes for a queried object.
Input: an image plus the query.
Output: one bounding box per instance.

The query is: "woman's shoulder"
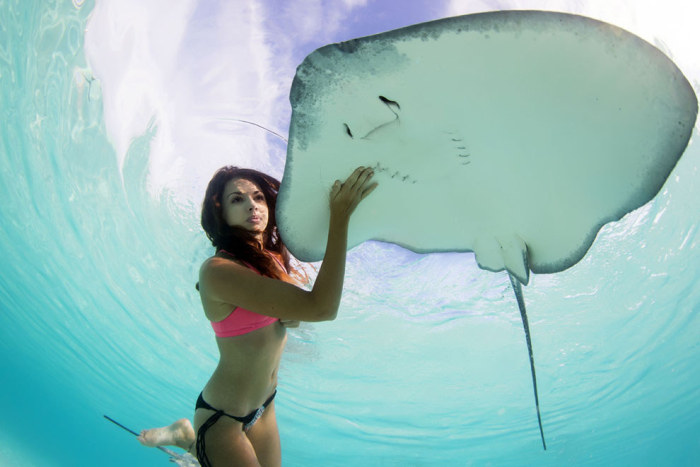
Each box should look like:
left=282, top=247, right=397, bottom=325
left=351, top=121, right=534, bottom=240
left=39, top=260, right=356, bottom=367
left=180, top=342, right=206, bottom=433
left=198, top=254, right=255, bottom=303
left=199, top=253, right=247, bottom=278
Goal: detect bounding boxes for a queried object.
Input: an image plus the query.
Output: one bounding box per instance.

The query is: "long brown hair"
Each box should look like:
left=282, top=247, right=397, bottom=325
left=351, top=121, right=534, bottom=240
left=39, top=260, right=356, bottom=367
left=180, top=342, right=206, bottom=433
left=201, top=166, right=294, bottom=280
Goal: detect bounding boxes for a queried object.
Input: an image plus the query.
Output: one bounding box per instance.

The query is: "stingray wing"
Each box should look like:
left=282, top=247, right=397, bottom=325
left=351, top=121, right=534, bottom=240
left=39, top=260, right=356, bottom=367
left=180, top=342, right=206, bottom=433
left=278, top=11, right=697, bottom=281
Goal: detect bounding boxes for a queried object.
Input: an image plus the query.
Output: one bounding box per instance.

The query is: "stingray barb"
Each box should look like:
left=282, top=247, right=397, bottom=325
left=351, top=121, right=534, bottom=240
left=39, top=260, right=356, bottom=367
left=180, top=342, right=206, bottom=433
left=277, top=10, right=698, bottom=450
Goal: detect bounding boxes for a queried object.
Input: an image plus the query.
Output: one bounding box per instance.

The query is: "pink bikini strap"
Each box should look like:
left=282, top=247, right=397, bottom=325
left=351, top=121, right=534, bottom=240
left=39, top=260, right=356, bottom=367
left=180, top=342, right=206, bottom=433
left=269, top=254, right=287, bottom=273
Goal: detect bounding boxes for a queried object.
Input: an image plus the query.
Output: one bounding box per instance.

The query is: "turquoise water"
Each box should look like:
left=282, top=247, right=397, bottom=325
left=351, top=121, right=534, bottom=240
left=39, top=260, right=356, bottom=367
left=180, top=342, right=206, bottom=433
left=1, top=1, right=699, bottom=466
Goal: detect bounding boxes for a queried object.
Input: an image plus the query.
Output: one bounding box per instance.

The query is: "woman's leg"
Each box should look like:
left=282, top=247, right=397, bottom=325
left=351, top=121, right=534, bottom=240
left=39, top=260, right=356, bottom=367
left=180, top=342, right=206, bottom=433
left=194, top=410, right=261, bottom=466
left=245, top=401, right=281, bottom=467
left=138, top=418, right=196, bottom=454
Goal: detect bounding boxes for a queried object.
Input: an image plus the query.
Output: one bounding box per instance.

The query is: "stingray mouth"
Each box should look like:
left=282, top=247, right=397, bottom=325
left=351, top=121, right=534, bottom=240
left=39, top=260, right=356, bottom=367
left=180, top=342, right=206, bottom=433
left=343, top=95, right=401, bottom=140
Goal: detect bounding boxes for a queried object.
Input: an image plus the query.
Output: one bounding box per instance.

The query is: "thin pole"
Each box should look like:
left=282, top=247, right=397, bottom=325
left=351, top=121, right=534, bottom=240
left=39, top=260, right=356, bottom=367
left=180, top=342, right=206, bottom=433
left=103, top=414, right=179, bottom=457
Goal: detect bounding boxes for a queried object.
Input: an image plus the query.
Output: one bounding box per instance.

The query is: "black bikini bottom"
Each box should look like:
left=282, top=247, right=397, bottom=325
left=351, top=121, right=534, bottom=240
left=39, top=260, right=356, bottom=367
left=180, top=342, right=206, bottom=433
left=195, top=390, right=276, bottom=467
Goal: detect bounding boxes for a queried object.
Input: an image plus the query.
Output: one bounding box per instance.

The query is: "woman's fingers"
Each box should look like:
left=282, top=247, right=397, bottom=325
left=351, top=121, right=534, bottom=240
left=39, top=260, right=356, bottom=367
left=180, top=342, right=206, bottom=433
left=345, top=167, right=373, bottom=192
left=332, top=167, right=373, bottom=197
left=330, top=179, right=341, bottom=198
left=360, top=181, right=378, bottom=200
left=348, top=165, right=368, bottom=183
left=330, top=166, right=377, bottom=218
left=348, top=168, right=376, bottom=210
left=279, top=319, right=300, bottom=328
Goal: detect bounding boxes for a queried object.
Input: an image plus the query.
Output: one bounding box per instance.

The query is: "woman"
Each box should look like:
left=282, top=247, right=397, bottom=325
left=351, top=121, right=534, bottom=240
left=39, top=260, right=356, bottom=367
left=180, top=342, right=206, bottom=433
left=138, top=165, right=376, bottom=466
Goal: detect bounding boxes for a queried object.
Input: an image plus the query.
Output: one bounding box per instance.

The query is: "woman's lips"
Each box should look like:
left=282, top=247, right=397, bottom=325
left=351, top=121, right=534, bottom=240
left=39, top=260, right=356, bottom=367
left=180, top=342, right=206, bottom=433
left=248, top=216, right=261, bottom=223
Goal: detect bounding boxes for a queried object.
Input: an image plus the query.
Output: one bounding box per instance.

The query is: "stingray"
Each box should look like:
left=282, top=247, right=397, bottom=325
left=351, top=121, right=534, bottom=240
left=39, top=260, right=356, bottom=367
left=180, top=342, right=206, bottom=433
left=276, top=10, right=697, bottom=449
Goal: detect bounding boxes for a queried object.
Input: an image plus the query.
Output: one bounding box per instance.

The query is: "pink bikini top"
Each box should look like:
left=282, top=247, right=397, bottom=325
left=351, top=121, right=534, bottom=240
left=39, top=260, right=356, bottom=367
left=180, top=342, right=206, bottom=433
left=210, top=252, right=285, bottom=338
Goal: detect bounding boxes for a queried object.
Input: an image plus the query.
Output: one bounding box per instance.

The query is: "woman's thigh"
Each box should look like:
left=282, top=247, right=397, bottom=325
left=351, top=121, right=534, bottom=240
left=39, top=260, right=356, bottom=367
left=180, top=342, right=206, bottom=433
left=245, top=401, right=281, bottom=467
left=194, top=410, right=260, bottom=467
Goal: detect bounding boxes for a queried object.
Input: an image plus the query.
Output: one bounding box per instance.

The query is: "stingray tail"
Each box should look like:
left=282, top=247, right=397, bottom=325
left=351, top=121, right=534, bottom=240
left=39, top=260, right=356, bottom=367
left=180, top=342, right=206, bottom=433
left=508, top=273, right=547, bottom=451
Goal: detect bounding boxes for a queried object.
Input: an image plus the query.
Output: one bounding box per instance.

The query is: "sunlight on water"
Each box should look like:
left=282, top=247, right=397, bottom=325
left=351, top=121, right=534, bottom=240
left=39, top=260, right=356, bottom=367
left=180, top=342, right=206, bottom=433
left=0, top=0, right=698, bottom=465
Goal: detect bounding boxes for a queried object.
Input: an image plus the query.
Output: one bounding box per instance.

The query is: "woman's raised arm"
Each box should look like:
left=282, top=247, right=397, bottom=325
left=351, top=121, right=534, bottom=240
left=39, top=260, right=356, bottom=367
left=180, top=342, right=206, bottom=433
left=199, top=166, right=376, bottom=322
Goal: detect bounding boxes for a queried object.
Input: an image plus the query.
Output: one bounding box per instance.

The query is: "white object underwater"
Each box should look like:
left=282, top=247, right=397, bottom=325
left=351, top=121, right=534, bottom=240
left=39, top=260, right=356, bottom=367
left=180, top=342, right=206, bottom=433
left=278, top=10, right=696, bottom=282
left=277, top=10, right=697, bottom=450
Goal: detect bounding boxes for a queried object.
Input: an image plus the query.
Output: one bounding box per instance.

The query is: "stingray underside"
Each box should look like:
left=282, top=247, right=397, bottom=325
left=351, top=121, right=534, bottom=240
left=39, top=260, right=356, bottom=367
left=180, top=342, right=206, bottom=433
left=277, top=10, right=697, bottom=283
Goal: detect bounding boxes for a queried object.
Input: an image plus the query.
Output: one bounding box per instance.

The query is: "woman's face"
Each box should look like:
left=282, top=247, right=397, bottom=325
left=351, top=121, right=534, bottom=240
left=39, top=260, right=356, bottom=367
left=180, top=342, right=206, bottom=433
left=221, top=178, right=269, bottom=235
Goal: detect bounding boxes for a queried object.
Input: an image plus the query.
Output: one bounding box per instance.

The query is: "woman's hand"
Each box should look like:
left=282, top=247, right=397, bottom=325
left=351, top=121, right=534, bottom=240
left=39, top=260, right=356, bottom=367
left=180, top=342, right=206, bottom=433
left=198, top=167, right=377, bottom=324
left=279, top=319, right=300, bottom=328
left=329, top=166, right=377, bottom=224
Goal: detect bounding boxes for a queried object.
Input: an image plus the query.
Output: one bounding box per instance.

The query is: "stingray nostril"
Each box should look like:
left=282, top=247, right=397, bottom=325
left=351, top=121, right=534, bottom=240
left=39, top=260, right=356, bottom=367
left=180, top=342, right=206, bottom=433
left=379, top=95, right=400, bottom=107
left=344, top=123, right=353, bottom=138
left=379, top=95, right=400, bottom=111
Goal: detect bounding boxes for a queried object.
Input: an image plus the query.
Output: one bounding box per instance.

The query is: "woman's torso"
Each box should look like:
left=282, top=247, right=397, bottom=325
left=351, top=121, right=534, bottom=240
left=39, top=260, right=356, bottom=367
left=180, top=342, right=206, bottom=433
left=198, top=252, right=289, bottom=415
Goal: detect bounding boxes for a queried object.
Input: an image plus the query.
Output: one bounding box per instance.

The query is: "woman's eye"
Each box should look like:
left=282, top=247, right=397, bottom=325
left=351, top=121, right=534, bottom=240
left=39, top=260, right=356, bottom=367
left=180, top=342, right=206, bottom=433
left=231, top=197, right=242, bottom=203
